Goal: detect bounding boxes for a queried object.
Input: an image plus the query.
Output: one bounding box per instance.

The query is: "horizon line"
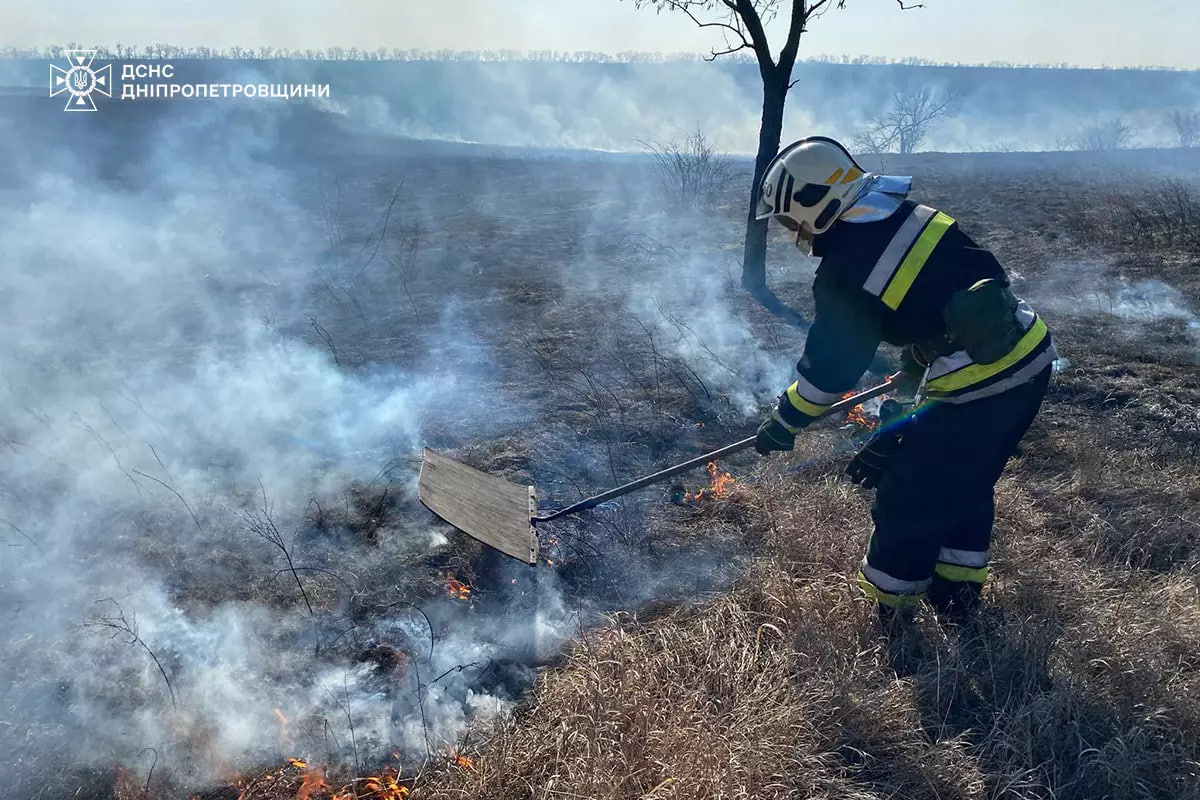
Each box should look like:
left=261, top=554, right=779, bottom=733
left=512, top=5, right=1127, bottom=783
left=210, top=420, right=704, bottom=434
left=4, top=45, right=1200, bottom=74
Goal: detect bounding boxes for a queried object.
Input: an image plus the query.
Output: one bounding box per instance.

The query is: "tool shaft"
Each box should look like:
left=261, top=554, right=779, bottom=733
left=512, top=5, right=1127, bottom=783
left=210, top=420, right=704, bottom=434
left=533, top=376, right=897, bottom=523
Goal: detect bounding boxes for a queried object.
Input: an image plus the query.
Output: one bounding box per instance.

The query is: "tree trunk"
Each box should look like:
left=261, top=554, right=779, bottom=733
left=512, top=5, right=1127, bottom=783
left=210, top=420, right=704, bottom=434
left=740, top=74, right=808, bottom=328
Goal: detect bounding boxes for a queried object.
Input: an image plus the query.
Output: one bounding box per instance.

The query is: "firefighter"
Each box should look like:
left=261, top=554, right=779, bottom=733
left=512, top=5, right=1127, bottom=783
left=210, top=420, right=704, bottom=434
left=752, top=136, right=1056, bottom=619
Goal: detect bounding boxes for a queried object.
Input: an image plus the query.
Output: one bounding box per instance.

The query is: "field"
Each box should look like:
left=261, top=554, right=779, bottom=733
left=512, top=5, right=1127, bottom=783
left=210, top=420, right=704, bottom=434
left=1, top=101, right=1199, bottom=799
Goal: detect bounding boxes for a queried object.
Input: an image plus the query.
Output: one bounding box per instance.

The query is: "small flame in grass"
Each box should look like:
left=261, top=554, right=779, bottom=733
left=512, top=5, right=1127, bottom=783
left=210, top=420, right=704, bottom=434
left=274, top=708, right=294, bottom=750
left=296, top=766, right=330, bottom=800
left=288, top=758, right=307, bottom=769
left=447, top=578, right=471, bottom=601
left=362, top=768, right=410, bottom=798
left=687, top=461, right=735, bottom=502
left=453, top=752, right=474, bottom=771
left=540, top=534, right=559, bottom=567
left=842, top=390, right=885, bottom=431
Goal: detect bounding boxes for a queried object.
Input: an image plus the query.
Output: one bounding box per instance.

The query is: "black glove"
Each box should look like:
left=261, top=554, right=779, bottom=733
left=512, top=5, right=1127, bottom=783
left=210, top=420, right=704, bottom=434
left=845, top=428, right=903, bottom=489
left=877, top=398, right=906, bottom=426
left=755, top=416, right=796, bottom=455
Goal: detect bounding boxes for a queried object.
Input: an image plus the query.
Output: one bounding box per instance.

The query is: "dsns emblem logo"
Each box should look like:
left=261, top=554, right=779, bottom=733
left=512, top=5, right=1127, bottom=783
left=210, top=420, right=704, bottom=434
left=50, top=50, right=112, bottom=111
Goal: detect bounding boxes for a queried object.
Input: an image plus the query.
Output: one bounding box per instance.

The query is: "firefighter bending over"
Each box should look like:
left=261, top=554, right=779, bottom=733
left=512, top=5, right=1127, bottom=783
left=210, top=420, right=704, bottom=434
left=753, top=136, right=1056, bottom=619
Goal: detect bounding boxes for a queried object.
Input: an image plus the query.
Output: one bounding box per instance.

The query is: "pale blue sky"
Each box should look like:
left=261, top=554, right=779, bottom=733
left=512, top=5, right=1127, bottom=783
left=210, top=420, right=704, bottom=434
left=2, top=0, right=1198, bottom=69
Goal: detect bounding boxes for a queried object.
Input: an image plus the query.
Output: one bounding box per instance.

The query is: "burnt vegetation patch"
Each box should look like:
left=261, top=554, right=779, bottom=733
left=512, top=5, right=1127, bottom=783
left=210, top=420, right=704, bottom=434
left=7, top=145, right=1200, bottom=800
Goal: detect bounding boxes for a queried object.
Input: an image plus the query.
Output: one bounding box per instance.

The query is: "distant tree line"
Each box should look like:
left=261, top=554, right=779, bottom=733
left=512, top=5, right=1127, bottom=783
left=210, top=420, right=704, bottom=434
left=3, top=44, right=1198, bottom=72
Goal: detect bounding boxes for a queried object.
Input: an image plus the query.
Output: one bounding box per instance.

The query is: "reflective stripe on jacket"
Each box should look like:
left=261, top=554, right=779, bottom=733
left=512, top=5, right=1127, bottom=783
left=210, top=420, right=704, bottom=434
left=776, top=199, right=1054, bottom=420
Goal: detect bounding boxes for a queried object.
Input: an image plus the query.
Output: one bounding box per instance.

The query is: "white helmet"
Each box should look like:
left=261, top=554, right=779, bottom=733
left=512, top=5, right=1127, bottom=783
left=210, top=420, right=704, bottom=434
left=755, top=136, right=872, bottom=254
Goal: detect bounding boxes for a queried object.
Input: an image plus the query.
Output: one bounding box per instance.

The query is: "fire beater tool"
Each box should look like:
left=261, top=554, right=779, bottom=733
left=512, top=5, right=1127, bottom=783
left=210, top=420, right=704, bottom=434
left=418, top=375, right=899, bottom=563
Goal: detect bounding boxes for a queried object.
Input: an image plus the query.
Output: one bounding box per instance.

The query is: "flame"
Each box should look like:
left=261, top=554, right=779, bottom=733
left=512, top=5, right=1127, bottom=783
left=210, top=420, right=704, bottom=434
left=842, top=390, right=885, bottom=430
left=297, top=766, right=330, bottom=800
left=540, top=534, right=559, bottom=566
left=686, top=461, right=735, bottom=501
left=454, top=753, right=474, bottom=770
left=274, top=708, right=294, bottom=750
left=288, top=758, right=307, bottom=769
left=446, top=578, right=471, bottom=600
left=363, top=768, right=410, bottom=798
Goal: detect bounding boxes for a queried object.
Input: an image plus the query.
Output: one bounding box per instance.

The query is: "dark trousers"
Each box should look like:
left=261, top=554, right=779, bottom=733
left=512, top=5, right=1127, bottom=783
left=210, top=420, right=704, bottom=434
left=861, top=366, right=1051, bottom=611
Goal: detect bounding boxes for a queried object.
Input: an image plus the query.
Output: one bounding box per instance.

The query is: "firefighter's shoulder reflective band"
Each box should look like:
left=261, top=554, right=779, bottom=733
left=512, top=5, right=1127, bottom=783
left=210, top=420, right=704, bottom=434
left=862, top=204, right=955, bottom=310
left=925, top=317, right=1050, bottom=394
left=880, top=211, right=955, bottom=310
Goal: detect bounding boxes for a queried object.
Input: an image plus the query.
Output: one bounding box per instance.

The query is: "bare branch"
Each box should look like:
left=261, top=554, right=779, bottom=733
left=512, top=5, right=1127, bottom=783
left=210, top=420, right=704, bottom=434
left=855, top=86, right=959, bottom=154
left=0, top=518, right=38, bottom=548
left=84, top=599, right=178, bottom=710
left=308, top=317, right=340, bottom=367
left=241, top=482, right=320, bottom=653
left=659, top=0, right=753, bottom=61
left=132, top=469, right=202, bottom=531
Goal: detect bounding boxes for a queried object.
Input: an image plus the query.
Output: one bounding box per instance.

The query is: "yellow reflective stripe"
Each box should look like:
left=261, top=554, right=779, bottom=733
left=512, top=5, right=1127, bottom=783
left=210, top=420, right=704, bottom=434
left=935, top=563, right=990, bottom=584
left=770, top=408, right=804, bottom=434
left=925, top=318, right=1049, bottom=393
left=880, top=211, right=954, bottom=310
left=786, top=382, right=831, bottom=417
left=857, top=570, right=924, bottom=608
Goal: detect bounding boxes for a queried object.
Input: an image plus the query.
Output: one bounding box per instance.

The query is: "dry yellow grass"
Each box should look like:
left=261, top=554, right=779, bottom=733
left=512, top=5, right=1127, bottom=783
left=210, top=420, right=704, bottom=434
left=162, top=169, right=1200, bottom=800
left=409, top=295, right=1200, bottom=799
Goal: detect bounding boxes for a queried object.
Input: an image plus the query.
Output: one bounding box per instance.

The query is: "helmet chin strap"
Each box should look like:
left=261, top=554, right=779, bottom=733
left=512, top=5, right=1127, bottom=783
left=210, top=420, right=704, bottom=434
left=794, top=225, right=815, bottom=255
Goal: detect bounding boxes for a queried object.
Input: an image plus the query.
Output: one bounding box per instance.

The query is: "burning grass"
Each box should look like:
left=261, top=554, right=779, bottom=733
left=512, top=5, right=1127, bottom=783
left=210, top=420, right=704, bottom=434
left=410, top=470, right=1200, bottom=800
left=19, top=151, right=1200, bottom=800
left=399, top=165, right=1200, bottom=800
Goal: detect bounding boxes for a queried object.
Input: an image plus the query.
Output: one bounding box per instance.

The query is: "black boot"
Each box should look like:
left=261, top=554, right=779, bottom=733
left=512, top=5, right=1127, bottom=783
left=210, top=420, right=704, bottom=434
left=927, top=575, right=982, bottom=624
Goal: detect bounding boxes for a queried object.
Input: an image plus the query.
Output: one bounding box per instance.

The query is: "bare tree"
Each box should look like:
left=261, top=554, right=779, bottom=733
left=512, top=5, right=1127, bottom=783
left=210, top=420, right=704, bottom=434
left=854, top=86, right=958, bottom=155
left=637, top=127, right=736, bottom=210
left=1060, top=117, right=1135, bottom=151
left=1167, top=109, right=1199, bottom=148
left=628, top=0, right=924, bottom=327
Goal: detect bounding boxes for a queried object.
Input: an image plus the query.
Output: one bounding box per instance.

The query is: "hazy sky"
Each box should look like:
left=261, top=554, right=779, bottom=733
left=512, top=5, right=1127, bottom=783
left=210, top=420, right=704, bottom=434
left=3, top=0, right=1199, bottom=69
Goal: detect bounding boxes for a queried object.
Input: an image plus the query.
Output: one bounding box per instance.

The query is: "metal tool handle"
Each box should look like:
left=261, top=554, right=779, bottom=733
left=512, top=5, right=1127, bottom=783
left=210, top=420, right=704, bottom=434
left=533, top=374, right=899, bottom=523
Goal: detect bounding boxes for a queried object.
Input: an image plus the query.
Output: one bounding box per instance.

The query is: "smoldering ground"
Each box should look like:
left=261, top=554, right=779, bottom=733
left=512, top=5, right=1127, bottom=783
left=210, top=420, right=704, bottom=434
left=0, top=94, right=807, bottom=796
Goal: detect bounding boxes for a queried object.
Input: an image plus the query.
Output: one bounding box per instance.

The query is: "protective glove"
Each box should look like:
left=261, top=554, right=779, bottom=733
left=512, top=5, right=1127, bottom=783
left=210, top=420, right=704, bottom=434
left=877, top=398, right=906, bottom=426
left=845, top=428, right=902, bottom=489
left=755, top=415, right=796, bottom=455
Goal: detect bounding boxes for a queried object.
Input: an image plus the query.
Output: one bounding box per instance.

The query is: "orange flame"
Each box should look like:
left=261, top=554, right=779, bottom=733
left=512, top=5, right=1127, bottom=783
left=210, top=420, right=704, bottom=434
left=274, top=708, right=294, bottom=750
left=842, top=390, right=884, bottom=431
left=363, top=768, right=410, bottom=798
left=687, top=461, right=735, bottom=501
left=453, top=752, right=474, bottom=770
left=297, top=766, right=330, bottom=800
left=447, top=578, right=471, bottom=600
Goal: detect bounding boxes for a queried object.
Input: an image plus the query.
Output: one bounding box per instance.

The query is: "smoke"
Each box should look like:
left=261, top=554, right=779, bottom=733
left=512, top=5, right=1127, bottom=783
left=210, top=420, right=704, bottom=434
left=1033, top=258, right=1200, bottom=351
left=271, top=60, right=1200, bottom=154
left=0, top=58, right=815, bottom=792
left=0, top=94, right=581, bottom=795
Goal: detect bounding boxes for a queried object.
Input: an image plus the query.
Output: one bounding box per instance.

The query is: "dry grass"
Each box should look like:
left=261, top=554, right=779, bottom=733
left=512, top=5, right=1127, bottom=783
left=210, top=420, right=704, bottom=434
left=411, top=471, right=1200, bottom=799
left=401, top=172, right=1200, bottom=800
left=77, top=156, right=1200, bottom=800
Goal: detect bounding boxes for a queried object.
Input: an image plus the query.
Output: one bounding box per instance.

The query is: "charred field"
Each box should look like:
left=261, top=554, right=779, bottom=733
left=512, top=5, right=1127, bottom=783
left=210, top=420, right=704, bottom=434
left=2, top=104, right=1200, bottom=800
